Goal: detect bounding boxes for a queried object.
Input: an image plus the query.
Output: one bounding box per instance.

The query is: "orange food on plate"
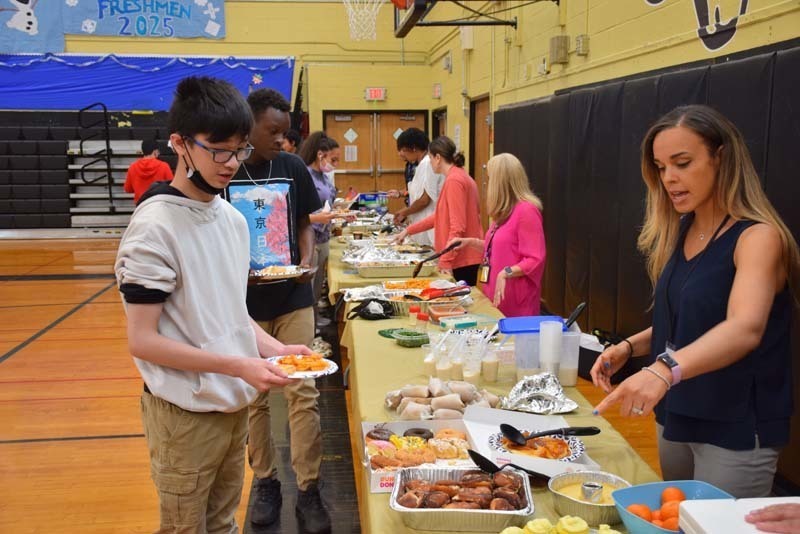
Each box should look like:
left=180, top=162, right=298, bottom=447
left=661, top=516, right=679, bottom=530
left=626, top=503, right=652, bottom=522
left=652, top=519, right=664, bottom=528
left=500, top=434, right=572, bottom=460
left=278, top=364, right=297, bottom=375
left=276, top=354, right=327, bottom=372
left=660, top=500, right=680, bottom=521
left=661, top=486, right=686, bottom=504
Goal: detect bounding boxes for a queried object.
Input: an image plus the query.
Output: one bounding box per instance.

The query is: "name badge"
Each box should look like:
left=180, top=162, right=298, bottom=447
left=478, top=263, right=490, bottom=283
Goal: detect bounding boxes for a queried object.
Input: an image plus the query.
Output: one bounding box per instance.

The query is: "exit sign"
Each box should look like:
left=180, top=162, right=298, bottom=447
left=365, top=87, right=387, bottom=101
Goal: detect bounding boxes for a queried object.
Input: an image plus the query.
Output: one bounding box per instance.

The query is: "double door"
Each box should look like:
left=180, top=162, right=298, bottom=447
left=324, top=111, right=426, bottom=213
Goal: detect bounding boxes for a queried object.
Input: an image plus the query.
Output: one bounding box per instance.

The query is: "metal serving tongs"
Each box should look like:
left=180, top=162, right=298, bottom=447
left=411, top=240, right=462, bottom=278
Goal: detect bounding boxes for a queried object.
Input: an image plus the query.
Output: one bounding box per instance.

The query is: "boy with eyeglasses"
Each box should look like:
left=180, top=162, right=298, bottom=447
left=115, top=76, right=309, bottom=533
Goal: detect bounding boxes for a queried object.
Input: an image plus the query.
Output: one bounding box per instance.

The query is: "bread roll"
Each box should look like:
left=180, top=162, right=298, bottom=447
left=430, top=393, right=464, bottom=411
left=400, top=384, right=430, bottom=398
left=447, top=381, right=480, bottom=403
left=399, top=401, right=432, bottom=420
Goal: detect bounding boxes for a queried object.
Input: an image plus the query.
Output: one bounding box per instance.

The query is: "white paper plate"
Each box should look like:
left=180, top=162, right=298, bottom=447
left=488, top=431, right=585, bottom=462
left=266, top=356, right=339, bottom=379
left=249, top=266, right=312, bottom=284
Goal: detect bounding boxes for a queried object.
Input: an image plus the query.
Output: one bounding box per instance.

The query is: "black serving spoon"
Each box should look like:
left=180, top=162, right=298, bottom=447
left=500, top=424, right=601, bottom=447
left=412, top=240, right=461, bottom=278
left=467, top=449, right=550, bottom=481
left=565, top=301, right=587, bottom=329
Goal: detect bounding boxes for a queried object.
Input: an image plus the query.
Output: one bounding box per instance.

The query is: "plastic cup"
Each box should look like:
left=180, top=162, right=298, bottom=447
left=514, top=332, right=540, bottom=378
left=481, top=355, right=499, bottom=383
left=558, top=332, right=581, bottom=386
left=539, top=321, right=563, bottom=377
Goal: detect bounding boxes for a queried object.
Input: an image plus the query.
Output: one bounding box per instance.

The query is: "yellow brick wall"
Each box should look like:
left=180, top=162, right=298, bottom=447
left=66, top=0, right=800, bottom=156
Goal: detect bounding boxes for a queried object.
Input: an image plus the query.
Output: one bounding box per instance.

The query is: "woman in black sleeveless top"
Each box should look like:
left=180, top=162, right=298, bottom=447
left=590, top=105, right=799, bottom=498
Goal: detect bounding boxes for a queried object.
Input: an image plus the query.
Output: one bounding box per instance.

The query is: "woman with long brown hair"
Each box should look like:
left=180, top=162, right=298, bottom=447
left=591, top=105, right=798, bottom=498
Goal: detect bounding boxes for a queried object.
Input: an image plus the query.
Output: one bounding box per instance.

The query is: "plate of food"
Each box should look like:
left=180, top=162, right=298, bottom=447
left=249, top=265, right=312, bottom=283
left=488, top=431, right=585, bottom=462
left=267, top=354, right=339, bottom=379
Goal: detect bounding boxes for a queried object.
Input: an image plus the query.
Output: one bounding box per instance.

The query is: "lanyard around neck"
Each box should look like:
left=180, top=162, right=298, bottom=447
left=664, top=213, right=731, bottom=343
left=483, top=220, right=504, bottom=263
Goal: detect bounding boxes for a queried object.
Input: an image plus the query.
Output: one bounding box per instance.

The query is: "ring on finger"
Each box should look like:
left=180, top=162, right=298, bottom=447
left=631, top=406, right=644, bottom=415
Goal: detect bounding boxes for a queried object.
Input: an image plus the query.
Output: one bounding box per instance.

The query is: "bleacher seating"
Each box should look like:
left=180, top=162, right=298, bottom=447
left=0, top=112, right=172, bottom=229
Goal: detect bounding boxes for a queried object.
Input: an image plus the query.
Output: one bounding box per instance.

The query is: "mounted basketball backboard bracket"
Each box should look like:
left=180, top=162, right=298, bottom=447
left=394, top=0, right=558, bottom=39
left=394, top=0, right=436, bottom=38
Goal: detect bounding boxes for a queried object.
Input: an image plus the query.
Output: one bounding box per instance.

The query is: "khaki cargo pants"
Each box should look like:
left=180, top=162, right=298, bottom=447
left=141, top=392, right=248, bottom=534
left=248, top=306, right=321, bottom=490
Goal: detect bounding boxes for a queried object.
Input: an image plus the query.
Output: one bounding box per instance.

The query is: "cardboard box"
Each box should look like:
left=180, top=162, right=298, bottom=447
left=462, top=405, right=600, bottom=478
left=360, top=420, right=472, bottom=493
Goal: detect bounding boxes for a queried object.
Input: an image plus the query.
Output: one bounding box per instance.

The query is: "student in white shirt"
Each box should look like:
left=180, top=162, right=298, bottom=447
left=389, top=128, right=443, bottom=247
left=115, top=76, right=308, bottom=533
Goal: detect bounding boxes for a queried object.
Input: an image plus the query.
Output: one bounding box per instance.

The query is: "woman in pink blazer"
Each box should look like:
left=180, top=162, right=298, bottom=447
left=448, top=153, right=546, bottom=317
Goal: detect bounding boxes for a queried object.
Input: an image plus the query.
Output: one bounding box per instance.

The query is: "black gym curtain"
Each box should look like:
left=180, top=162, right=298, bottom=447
left=495, top=44, right=800, bottom=338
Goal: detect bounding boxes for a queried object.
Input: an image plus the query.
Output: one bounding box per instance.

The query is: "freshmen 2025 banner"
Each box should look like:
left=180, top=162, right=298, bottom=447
left=63, top=0, right=226, bottom=39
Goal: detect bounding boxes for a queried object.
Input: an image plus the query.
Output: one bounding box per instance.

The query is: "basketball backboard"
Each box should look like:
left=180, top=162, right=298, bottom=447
left=393, top=0, right=536, bottom=39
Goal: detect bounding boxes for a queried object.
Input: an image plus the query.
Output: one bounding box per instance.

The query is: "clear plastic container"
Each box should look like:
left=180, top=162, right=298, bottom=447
left=539, top=320, right=563, bottom=377
left=421, top=344, right=436, bottom=376
left=435, top=353, right=452, bottom=380
left=481, top=354, right=499, bottom=383
left=514, top=333, right=540, bottom=380
left=416, top=312, right=429, bottom=333
left=408, top=305, right=421, bottom=327
left=450, top=356, right=464, bottom=381
left=558, top=331, right=581, bottom=386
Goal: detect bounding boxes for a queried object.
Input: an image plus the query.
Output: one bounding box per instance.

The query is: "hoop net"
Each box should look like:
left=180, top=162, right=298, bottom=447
left=343, top=0, right=383, bottom=41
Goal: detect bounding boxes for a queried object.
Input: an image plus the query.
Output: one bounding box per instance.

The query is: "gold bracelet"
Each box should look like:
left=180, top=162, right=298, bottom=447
left=642, top=366, right=671, bottom=390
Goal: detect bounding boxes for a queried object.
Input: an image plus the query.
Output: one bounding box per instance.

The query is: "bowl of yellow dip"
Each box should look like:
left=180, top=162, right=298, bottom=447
left=548, top=471, right=630, bottom=527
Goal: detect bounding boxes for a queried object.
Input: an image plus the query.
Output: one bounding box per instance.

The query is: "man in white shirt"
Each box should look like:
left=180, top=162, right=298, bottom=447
left=390, top=128, right=443, bottom=247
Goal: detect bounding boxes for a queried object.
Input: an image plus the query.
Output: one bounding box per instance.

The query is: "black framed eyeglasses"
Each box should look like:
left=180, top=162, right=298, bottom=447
left=184, top=136, right=254, bottom=163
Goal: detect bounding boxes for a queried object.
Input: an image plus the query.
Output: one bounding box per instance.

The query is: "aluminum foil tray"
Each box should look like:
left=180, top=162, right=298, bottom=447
left=548, top=470, right=630, bottom=526
left=357, top=264, right=436, bottom=278
left=389, top=466, right=534, bottom=532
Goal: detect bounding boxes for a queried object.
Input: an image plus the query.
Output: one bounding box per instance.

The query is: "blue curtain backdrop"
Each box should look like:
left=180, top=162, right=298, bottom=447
left=0, top=54, right=293, bottom=111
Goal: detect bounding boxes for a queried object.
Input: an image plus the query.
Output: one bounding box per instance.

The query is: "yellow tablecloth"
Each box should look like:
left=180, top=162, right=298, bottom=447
left=341, top=289, right=660, bottom=534
left=326, top=239, right=448, bottom=303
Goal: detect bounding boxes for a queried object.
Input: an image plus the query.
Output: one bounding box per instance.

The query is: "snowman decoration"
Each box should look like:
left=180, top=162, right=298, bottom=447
left=2, top=0, right=38, bottom=35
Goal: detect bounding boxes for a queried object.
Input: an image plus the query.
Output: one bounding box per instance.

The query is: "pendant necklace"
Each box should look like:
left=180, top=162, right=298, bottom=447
left=243, top=159, right=273, bottom=186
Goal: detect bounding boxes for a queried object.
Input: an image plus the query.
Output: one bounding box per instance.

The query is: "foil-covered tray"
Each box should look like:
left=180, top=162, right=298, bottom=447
left=389, top=466, right=534, bottom=532
left=499, top=373, right=579, bottom=414
left=341, top=243, right=427, bottom=266
left=358, top=264, right=436, bottom=278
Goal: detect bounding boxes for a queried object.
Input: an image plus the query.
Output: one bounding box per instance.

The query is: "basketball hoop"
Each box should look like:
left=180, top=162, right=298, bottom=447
left=343, top=0, right=383, bottom=40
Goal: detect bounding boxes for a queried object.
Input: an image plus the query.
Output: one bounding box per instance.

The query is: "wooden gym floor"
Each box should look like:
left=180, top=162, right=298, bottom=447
left=0, top=237, right=658, bottom=533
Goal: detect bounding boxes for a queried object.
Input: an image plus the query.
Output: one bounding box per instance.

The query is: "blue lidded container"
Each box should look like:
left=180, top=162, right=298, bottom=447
left=498, top=316, right=566, bottom=375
